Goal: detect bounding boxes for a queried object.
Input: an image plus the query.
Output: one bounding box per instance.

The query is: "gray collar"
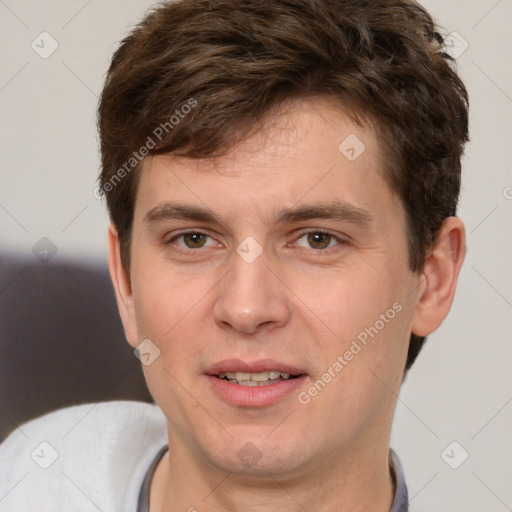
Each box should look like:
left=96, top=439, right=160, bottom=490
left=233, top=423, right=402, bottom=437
left=137, top=445, right=167, bottom=512
left=389, top=448, right=409, bottom=512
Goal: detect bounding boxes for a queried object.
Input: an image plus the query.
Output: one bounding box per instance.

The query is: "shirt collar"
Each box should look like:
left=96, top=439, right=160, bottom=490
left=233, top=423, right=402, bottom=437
left=389, top=448, right=409, bottom=512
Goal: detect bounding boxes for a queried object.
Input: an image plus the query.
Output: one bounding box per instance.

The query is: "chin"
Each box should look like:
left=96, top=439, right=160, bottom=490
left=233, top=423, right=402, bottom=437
left=208, top=451, right=303, bottom=479
left=201, top=430, right=310, bottom=478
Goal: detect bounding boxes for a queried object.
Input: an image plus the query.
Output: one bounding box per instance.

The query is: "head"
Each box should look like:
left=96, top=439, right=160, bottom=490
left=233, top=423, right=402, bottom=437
left=98, top=0, right=468, bottom=479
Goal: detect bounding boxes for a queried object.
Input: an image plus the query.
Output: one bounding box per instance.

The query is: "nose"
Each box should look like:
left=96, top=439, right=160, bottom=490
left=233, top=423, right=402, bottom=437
left=212, top=247, right=291, bottom=335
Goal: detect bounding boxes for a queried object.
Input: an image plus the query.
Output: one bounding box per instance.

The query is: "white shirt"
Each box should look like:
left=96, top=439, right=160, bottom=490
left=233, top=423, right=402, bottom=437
left=0, top=401, right=167, bottom=511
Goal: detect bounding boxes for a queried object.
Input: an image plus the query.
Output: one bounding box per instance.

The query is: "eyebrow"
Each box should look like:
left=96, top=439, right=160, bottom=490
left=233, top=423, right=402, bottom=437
left=143, top=200, right=374, bottom=229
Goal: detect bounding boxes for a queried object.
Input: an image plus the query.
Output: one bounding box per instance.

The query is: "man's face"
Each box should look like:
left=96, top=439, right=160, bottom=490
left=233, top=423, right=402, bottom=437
left=118, top=98, right=421, bottom=477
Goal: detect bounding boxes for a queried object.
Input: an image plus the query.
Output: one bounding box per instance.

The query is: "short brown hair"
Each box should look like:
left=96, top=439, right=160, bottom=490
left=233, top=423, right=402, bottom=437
left=97, top=0, right=469, bottom=371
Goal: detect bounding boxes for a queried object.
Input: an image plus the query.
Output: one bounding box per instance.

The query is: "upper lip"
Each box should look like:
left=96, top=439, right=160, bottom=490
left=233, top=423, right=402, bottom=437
left=205, top=359, right=307, bottom=376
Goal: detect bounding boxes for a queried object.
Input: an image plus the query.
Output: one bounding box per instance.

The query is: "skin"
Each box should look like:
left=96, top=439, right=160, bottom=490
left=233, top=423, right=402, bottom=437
left=108, top=96, right=465, bottom=512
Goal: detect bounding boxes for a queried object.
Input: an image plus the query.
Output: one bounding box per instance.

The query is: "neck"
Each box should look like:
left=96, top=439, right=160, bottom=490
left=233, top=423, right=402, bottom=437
left=150, top=438, right=395, bottom=512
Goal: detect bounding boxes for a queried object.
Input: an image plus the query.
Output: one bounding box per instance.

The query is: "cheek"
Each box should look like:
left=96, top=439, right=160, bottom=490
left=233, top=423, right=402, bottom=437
left=306, top=267, right=397, bottom=340
left=302, top=262, right=413, bottom=393
left=132, top=269, right=207, bottom=406
left=131, top=266, right=223, bottom=395
left=131, top=261, right=208, bottom=342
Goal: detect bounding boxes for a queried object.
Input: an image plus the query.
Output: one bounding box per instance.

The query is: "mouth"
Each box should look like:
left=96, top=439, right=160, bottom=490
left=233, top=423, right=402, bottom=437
left=205, top=359, right=307, bottom=407
left=216, top=371, right=300, bottom=386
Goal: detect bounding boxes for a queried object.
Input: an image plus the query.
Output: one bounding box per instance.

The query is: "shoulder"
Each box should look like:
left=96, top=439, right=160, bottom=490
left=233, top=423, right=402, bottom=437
left=0, top=401, right=167, bottom=512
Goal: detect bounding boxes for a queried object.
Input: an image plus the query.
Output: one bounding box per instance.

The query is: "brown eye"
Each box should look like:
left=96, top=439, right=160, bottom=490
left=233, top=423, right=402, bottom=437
left=295, top=231, right=341, bottom=250
left=168, top=231, right=217, bottom=251
left=307, top=233, right=331, bottom=249
left=182, top=232, right=208, bottom=248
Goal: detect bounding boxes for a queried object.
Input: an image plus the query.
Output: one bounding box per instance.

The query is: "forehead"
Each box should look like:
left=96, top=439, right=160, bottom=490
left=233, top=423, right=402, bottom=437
left=133, top=97, right=399, bottom=227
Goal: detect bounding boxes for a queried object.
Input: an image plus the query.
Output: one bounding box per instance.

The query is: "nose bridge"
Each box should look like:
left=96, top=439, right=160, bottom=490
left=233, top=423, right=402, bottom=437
left=213, top=243, right=290, bottom=334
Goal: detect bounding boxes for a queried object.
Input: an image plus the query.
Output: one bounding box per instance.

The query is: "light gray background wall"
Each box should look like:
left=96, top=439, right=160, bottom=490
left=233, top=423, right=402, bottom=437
left=1, top=1, right=511, bottom=510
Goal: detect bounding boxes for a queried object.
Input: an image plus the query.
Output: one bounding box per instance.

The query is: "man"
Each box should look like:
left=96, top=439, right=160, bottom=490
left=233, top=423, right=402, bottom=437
left=0, top=0, right=468, bottom=510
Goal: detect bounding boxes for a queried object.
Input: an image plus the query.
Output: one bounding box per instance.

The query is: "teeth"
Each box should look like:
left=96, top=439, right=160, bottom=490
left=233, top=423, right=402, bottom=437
left=250, top=372, right=270, bottom=382
left=240, top=380, right=259, bottom=386
left=227, top=379, right=274, bottom=386
left=217, top=370, right=294, bottom=382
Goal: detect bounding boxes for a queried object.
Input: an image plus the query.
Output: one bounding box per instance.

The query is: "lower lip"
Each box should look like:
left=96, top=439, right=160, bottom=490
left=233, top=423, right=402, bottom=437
left=206, top=375, right=307, bottom=407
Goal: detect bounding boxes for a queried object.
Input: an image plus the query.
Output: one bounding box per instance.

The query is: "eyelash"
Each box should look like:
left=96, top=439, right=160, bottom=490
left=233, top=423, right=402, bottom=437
left=165, top=229, right=345, bottom=255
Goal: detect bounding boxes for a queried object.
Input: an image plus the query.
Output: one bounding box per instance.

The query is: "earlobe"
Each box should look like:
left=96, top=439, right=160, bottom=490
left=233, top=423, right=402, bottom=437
left=411, top=217, right=466, bottom=337
left=107, top=224, right=139, bottom=347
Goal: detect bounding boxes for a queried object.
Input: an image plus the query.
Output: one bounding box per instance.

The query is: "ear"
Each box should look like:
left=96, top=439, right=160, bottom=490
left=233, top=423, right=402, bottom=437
left=411, top=217, right=466, bottom=336
left=108, top=224, right=139, bottom=347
